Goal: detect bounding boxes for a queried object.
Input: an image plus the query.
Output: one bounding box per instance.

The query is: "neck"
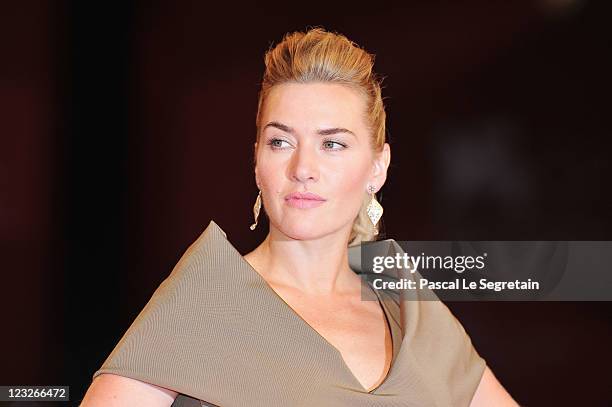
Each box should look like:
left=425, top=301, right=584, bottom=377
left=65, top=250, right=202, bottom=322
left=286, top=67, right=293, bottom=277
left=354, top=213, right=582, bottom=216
left=246, top=224, right=360, bottom=297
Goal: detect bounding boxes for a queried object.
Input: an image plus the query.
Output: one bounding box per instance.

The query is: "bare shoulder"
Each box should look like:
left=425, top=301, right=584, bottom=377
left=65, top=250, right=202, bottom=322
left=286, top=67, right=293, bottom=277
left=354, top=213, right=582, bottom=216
left=470, top=365, right=520, bottom=407
left=80, top=373, right=178, bottom=407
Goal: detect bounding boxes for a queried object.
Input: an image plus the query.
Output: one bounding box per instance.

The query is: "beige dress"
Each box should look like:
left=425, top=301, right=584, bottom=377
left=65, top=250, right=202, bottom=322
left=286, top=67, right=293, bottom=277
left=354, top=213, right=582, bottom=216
left=92, top=220, right=486, bottom=406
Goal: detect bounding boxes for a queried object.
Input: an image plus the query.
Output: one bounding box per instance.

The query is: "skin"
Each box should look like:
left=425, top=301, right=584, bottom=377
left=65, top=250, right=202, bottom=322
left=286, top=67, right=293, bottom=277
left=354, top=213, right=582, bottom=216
left=245, top=82, right=519, bottom=405
left=248, top=82, right=390, bottom=295
left=245, top=82, right=393, bottom=391
left=80, top=374, right=177, bottom=406
left=80, top=82, right=519, bottom=406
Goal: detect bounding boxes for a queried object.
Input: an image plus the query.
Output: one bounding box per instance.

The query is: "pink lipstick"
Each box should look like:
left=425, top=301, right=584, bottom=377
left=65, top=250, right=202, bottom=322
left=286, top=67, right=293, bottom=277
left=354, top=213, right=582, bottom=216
left=285, top=191, right=327, bottom=209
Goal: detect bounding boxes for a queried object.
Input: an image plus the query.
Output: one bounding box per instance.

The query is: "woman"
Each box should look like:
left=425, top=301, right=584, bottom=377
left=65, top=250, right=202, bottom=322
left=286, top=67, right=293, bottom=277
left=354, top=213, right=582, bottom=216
left=81, top=28, right=518, bottom=406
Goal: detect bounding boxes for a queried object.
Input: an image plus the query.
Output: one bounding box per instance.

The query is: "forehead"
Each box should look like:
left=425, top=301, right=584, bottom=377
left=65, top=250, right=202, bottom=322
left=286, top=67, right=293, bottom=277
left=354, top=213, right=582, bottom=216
left=262, top=82, right=368, bottom=131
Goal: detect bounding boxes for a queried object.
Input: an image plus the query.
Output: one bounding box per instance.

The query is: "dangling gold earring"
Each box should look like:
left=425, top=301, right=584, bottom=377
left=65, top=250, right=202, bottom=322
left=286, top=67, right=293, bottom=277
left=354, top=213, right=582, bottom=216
left=366, top=185, right=383, bottom=235
left=249, top=190, right=262, bottom=230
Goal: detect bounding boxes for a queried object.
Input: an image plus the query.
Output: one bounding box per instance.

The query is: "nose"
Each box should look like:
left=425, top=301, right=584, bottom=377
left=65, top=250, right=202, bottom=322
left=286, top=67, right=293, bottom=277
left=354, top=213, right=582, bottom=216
left=289, top=144, right=319, bottom=184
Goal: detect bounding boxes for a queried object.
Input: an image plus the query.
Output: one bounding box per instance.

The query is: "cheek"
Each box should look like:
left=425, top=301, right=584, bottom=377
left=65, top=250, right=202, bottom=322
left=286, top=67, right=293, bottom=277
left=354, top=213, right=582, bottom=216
left=328, top=160, right=370, bottom=200
left=257, top=163, right=284, bottom=201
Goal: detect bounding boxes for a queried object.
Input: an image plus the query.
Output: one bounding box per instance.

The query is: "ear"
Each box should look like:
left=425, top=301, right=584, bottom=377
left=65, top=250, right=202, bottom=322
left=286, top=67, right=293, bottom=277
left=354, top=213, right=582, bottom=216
left=370, top=143, right=391, bottom=191
left=254, top=141, right=260, bottom=188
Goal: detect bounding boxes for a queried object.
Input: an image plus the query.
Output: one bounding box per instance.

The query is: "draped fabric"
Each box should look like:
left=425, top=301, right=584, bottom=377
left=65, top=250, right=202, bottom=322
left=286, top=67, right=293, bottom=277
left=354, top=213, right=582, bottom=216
left=92, top=220, right=485, bottom=406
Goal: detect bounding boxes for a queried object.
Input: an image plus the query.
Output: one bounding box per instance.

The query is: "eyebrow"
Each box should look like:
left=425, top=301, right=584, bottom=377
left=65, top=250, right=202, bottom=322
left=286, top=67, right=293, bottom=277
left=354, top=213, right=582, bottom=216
left=263, top=121, right=356, bottom=137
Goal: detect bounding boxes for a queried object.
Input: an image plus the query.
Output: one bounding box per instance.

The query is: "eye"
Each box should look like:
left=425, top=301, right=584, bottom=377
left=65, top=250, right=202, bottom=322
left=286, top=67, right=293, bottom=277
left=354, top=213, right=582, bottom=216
left=267, top=138, right=291, bottom=150
left=322, top=139, right=348, bottom=150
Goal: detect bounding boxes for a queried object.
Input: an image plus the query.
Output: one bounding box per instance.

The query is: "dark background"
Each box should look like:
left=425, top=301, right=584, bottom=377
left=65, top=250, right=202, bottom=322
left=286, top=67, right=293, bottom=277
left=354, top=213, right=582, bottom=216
left=1, top=0, right=611, bottom=405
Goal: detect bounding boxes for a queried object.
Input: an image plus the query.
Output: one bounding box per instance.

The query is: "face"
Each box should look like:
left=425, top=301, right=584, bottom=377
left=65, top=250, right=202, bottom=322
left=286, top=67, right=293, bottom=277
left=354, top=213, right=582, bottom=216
left=254, top=82, right=390, bottom=242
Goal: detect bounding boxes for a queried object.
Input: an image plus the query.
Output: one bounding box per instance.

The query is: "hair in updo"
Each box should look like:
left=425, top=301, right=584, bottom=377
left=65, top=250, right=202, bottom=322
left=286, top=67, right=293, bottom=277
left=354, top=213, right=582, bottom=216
left=255, top=27, right=387, bottom=247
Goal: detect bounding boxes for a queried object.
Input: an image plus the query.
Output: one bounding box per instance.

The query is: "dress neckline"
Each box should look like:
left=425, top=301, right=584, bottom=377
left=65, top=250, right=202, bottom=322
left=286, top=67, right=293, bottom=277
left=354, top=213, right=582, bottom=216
left=203, top=221, right=402, bottom=394
left=207, top=221, right=399, bottom=393
left=237, top=253, right=398, bottom=393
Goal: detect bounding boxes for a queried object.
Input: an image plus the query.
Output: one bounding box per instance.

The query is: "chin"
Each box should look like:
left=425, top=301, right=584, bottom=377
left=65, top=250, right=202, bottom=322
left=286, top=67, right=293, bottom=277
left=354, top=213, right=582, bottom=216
left=273, top=215, right=347, bottom=241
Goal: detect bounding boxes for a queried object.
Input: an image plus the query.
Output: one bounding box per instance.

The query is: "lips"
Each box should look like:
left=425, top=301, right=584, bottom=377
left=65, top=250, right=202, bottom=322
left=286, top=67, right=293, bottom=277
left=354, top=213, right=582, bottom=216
left=285, top=192, right=326, bottom=201
left=284, top=191, right=327, bottom=209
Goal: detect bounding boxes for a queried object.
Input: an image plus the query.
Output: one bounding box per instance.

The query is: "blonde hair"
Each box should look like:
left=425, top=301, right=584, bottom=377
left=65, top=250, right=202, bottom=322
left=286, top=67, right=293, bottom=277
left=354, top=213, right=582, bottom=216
left=255, top=27, right=387, bottom=247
